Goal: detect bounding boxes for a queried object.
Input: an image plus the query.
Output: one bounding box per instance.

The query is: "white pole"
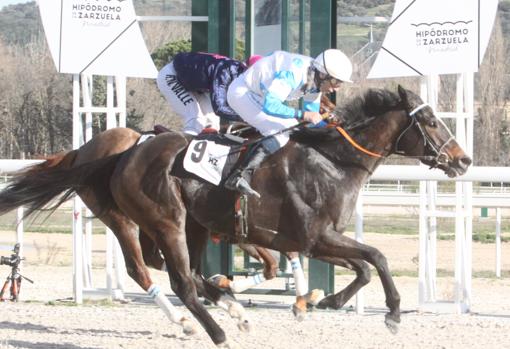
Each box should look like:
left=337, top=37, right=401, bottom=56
left=426, top=181, right=437, bottom=301
left=106, top=76, right=116, bottom=128
left=355, top=193, right=364, bottom=314
left=72, top=74, right=83, bottom=304
left=106, top=76, right=127, bottom=298
left=106, top=228, right=114, bottom=293
left=81, top=75, right=93, bottom=289
left=418, top=180, right=427, bottom=305
left=16, top=207, right=24, bottom=258
left=496, top=208, right=501, bottom=278
left=116, top=76, right=127, bottom=127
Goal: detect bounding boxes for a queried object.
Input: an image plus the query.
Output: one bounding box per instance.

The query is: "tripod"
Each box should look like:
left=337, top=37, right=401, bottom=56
left=0, top=265, right=33, bottom=302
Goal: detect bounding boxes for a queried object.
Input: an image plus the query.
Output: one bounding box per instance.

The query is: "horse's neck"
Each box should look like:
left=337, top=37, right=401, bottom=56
left=322, top=111, right=406, bottom=168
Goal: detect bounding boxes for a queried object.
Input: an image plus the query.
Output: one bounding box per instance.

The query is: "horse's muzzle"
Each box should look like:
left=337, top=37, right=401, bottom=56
left=444, top=155, right=472, bottom=177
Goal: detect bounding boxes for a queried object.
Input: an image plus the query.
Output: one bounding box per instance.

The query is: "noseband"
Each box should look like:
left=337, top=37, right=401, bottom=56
left=394, top=103, right=455, bottom=168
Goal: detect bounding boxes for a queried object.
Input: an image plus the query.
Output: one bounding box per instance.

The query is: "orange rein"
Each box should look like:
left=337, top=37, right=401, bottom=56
left=314, top=112, right=383, bottom=158
left=324, top=120, right=383, bottom=158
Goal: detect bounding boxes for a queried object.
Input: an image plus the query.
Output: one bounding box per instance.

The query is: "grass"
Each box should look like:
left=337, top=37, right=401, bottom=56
left=0, top=208, right=106, bottom=234
left=347, top=214, right=510, bottom=243
left=334, top=268, right=510, bottom=279
left=438, top=233, right=510, bottom=243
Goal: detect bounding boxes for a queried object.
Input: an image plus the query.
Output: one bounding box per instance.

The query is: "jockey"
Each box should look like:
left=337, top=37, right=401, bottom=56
left=225, top=49, right=353, bottom=197
left=157, top=52, right=262, bottom=135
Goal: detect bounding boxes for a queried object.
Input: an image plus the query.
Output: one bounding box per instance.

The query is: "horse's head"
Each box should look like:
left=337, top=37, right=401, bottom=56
left=394, top=85, right=471, bottom=177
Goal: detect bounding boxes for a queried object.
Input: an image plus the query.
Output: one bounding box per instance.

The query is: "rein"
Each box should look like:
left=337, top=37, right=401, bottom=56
left=329, top=103, right=454, bottom=167
left=333, top=126, right=382, bottom=158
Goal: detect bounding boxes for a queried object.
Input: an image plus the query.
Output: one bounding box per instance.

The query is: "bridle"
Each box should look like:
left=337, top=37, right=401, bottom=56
left=331, top=102, right=455, bottom=169
left=393, top=103, right=455, bottom=168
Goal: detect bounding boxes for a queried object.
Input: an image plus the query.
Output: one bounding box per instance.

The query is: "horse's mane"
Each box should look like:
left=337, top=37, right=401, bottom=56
left=291, top=88, right=402, bottom=143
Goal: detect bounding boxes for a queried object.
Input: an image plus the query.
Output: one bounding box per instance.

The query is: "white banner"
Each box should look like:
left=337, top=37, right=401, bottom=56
left=38, top=0, right=157, bottom=78
left=368, top=0, right=498, bottom=79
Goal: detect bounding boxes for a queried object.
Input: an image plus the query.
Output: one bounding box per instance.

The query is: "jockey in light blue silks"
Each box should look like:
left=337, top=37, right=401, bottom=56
left=225, top=49, right=354, bottom=198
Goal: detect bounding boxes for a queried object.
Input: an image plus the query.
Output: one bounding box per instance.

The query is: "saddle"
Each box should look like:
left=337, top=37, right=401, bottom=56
left=141, top=124, right=258, bottom=184
left=141, top=124, right=258, bottom=242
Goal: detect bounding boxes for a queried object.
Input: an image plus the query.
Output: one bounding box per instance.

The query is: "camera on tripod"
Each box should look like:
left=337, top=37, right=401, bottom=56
left=0, top=243, right=21, bottom=268
left=0, top=243, right=32, bottom=302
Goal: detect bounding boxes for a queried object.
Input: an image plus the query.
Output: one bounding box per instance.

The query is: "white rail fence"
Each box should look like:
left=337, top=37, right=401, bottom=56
left=1, top=161, right=508, bottom=312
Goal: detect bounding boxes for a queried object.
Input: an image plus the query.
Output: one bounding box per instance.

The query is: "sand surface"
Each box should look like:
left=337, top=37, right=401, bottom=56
left=0, top=232, right=509, bottom=348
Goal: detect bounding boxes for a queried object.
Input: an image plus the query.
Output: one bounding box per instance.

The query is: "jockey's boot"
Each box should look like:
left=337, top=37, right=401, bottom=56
left=224, top=145, right=270, bottom=198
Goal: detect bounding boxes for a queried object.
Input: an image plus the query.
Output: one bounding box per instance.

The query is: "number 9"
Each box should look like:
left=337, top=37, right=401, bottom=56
left=191, top=141, right=207, bottom=163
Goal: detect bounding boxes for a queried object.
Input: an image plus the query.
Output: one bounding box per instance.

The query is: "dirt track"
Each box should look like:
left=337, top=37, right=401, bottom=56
left=0, top=232, right=509, bottom=348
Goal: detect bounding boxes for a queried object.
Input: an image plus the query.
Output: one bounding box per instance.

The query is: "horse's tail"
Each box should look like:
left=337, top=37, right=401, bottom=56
left=0, top=150, right=127, bottom=219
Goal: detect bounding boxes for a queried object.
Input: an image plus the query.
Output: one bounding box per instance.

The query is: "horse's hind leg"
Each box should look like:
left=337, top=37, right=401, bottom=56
left=210, top=243, right=277, bottom=294
left=281, top=252, right=325, bottom=321
left=315, top=257, right=371, bottom=310
left=110, top=219, right=197, bottom=335
left=80, top=197, right=197, bottom=336
left=139, top=229, right=166, bottom=271
left=185, top=217, right=251, bottom=333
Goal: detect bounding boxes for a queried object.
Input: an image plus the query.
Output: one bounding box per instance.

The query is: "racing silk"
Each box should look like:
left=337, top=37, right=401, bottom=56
left=242, top=51, right=321, bottom=119
left=173, top=52, right=247, bottom=121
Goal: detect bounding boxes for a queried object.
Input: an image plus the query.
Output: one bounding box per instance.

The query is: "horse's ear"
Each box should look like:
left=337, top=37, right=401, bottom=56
left=397, top=84, right=410, bottom=107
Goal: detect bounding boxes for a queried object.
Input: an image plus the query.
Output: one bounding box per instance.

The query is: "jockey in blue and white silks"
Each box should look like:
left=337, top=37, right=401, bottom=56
left=225, top=49, right=353, bottom=198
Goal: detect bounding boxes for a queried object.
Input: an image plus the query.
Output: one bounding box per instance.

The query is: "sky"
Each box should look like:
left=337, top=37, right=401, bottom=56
left=0, top=0, right=32, bottom=10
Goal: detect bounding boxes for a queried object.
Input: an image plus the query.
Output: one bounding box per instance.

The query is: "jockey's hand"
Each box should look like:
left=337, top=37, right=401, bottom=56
left=303, top=111, right=323, bottom=125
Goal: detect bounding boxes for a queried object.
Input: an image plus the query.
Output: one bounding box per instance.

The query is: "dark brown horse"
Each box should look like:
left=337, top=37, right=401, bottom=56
left=0, top=86, right=471, bottom=347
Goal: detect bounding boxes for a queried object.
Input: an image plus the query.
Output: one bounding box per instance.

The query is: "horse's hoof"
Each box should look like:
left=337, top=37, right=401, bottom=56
left=305, top=289, right=325, bottom=306
left=292, top=304, right=306, bottom=322
left=228, top=301, right=246, bottom=319
left=208, top=274, right=232, bottom=289
left=384, top=314, right=400, bottom=334
left=181, top=319, right=198, bottom=336
left=237, top=318, right=251, bottom=332
left=316, top=295, right=339, bottom=310
left=217, top=339, right=241, bottom=349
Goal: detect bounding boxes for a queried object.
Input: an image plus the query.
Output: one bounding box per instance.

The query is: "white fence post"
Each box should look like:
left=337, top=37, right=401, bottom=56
left=496, top=208, right=501, bottom=278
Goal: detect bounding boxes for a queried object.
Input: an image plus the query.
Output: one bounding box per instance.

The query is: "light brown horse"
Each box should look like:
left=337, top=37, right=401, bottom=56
left=0, top=86, right=471, bottom=347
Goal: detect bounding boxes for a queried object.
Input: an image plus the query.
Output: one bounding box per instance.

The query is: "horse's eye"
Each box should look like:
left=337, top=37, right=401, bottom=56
left=429, top=121, right=437, bottom=128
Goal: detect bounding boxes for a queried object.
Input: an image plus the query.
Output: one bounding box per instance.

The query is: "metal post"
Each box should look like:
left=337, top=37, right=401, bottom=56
left=116, top=76, right=127, bottom=127
left=281, top=0, right=289, bottom=51
left=496, top=208, right=501, bottom=278
left=298, top=0, right=305, bottom=54
left=192, top=0, right=208, bottom=52
left=245, top=0, right=254, bottom=58
left=308, top=0, right=337, bottom=295
left=355, top=193, right=364, bottom=314
left=81, top=75, right=93, bottom=289
left=72, top=74, right=83, bottom=305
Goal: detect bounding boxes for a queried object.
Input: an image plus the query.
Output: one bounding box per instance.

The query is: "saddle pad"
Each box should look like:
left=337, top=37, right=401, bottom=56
left=182, top=133, right=244, bottom=185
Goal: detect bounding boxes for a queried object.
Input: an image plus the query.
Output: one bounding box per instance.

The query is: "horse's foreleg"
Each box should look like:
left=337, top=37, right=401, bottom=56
left=311, top=232, right=401, bottom=333
left=315, top=257, right=371, bottom=310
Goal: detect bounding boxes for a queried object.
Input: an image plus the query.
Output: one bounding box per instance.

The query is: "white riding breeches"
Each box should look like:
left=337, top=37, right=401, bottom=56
left=227, top=76, right=299, bottom=148
left=157, top=63, right=220, bottom=135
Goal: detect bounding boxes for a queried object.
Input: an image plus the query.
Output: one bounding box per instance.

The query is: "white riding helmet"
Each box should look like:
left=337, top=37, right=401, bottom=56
left=313, top=49, right=353, bottom=83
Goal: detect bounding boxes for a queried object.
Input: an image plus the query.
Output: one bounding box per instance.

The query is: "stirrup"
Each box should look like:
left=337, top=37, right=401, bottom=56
left=235, top=177, right=261, bottom=198
left=225, top=174, right=260, bottom=198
